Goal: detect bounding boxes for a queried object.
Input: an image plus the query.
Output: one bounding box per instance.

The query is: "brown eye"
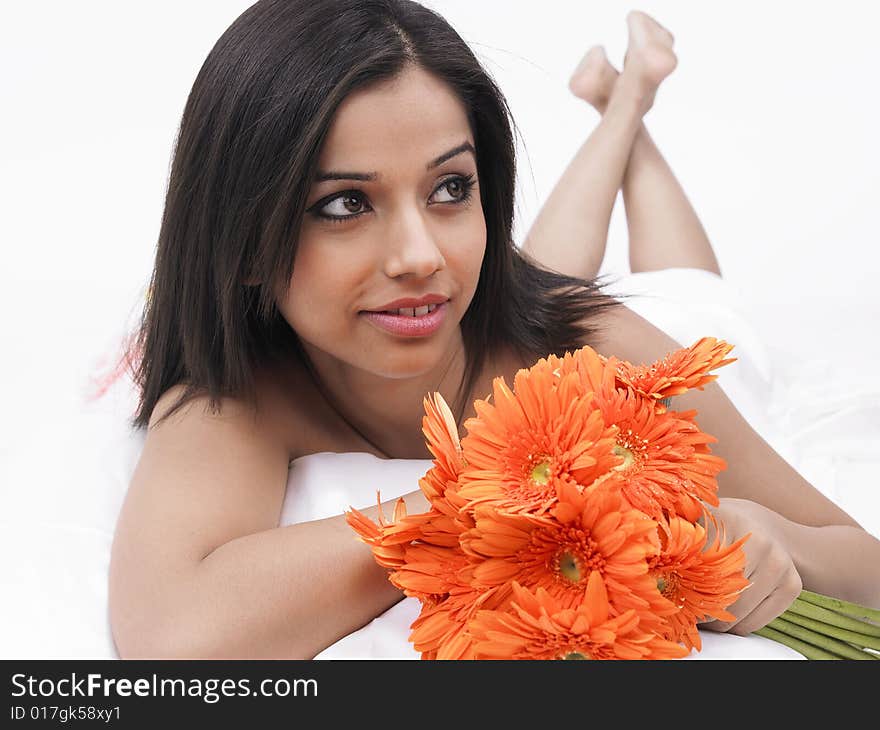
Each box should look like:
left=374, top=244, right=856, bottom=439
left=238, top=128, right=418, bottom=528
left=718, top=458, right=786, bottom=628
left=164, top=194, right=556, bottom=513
left=315, top=191, right=371, bottom=220
left=445, top=179, right=464, bottom=199
left=431, top=174, right=475, bottom=204
left=341, top=194, right=365, bottom=213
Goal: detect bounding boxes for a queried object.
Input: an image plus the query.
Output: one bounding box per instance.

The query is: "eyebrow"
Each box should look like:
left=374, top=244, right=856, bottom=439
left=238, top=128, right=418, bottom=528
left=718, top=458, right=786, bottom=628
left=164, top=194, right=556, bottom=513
left=314, top=141, right=476, bottom=182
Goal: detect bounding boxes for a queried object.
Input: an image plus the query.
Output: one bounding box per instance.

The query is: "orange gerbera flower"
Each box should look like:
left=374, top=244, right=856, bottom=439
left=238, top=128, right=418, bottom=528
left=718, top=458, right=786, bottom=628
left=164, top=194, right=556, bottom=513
left=416, top=392, right=481, bottom=536
left=530, top=344, right=726, bottom=521
left=346, top=391, right=476, bottom=564
left=648, top=514, right=750, bottom=651
left=419, top=392, right=466, bottom=502
left=346, top=504, right=466, bottom=579
left=409, top=601, right=475, bottom=660
left=470, top=576, right=687, bottom=660
left=526, top=343, right=609, bottom=393
left=456, top=366, right=620, bottom=515
left=590, top=384, right=726, bottom=521
left=345, top=493, right=421, bottom=570
left=347, top=337, right=745, bottom=660
left=408, top=581, right=511, bottom=660
left=460, top=480, right=675, bottom=633
left=611, top=337, right=737, bottom=411
left=388, top=542, right=471, bottom=601
left=572, top=345, right=621, bottom=396
left=385, top=520, right=502, bottom=659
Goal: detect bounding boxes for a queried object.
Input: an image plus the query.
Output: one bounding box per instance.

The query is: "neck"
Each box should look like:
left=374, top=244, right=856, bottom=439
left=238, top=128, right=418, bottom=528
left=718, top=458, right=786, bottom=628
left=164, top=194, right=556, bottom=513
left=300, top=334, right=469, bottom=460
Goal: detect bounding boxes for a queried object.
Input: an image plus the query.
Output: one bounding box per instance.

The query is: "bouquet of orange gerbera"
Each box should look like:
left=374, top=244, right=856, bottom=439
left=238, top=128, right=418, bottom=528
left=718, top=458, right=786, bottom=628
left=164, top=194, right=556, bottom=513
left=346, top=338, right=879, bottom=659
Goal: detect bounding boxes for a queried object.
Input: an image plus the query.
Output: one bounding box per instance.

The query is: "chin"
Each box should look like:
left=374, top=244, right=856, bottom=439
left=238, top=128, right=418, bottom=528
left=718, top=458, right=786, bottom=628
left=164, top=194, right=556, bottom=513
left=365, top=350, right=445, bottom=380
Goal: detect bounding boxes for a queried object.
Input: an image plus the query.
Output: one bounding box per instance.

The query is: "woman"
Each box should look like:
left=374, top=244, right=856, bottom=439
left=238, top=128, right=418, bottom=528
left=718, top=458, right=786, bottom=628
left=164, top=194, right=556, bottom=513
left=108, top=0, right=880, bottom=659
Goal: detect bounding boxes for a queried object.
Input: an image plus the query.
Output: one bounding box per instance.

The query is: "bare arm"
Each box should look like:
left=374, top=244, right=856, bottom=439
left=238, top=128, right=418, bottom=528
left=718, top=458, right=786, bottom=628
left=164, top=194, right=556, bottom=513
left=109, top=386, right=430, bottom=660
left=675, top=372, right=880, bottom=607
left=167, top=491, right=427, bottom=659
left=593, top=305, right=880, bottom=609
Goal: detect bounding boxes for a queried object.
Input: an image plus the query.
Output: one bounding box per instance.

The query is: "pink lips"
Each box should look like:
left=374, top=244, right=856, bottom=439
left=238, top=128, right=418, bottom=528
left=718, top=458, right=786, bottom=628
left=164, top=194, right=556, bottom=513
left=361, top=302, right=447, bottom=337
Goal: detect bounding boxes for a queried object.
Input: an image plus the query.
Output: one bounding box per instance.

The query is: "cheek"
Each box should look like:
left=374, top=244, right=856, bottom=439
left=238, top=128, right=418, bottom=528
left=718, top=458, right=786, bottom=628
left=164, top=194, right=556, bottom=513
left=279, top=240, right=357, bottom=331
left=450, top=211, right=487, bottom=285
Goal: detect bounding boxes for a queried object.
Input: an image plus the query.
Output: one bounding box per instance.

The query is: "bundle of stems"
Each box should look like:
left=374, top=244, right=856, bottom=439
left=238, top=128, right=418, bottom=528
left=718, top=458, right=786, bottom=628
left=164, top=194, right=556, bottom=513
left=754, top=590, right=880, bottom=660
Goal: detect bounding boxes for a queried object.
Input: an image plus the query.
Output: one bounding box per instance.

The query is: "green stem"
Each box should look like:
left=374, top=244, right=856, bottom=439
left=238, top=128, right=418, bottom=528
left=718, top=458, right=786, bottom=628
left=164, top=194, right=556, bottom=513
left=753, top=626, right=840, bottom=660
left=798, top=590, right=880, bottom=625
left=781, top=610, right=880, bottom=654
left=787, top=598, right=880, bottom=638
left=767, top=617, right=875, bottom=660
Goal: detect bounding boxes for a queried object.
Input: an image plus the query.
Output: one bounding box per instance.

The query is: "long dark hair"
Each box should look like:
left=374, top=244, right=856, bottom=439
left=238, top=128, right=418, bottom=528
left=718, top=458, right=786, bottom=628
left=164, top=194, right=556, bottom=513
left=130, top=0, right=624, bottom=431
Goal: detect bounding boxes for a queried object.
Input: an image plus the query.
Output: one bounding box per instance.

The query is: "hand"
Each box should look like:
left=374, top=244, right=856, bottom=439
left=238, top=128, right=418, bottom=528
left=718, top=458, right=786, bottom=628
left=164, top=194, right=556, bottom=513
left=698, top=498, right=803, bottom=636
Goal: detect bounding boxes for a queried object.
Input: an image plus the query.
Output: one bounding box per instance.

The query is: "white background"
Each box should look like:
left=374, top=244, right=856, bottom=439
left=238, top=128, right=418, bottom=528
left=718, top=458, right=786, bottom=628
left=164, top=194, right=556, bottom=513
left=1, top=1, right=878, bottom=657
left=3, top=1, right=878, bottom=435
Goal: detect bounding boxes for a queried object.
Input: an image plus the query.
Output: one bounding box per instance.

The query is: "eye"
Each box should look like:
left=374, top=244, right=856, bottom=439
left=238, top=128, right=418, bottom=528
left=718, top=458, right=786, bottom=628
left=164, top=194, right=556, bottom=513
left=307, top=173, right=477, bottom=224
left=318, top=192, right=370, bottom=218
left=430, top=173, right=477, bottom=205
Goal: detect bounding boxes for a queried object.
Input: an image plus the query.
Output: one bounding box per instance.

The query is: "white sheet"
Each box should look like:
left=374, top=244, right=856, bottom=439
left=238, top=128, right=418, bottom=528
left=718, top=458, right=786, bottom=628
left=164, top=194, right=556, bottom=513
left=5, top=267, right=876, bottom=660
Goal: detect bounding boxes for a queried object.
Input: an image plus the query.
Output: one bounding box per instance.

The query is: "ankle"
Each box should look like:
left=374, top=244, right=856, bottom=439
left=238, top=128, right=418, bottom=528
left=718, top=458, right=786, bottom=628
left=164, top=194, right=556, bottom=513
left=606, top=76, right=650, bottom=118
left=609, top=72, right=656, bottom=118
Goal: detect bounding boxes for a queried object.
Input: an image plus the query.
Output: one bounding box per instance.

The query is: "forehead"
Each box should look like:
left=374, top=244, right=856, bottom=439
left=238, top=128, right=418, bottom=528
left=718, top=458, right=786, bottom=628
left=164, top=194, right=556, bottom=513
left=319, top=65, right=473, bottom=168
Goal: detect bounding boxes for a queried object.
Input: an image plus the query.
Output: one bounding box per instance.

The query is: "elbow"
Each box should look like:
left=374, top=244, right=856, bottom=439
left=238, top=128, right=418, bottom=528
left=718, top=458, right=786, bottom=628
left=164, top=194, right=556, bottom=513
left=113, top=623, right=224, bottom=660
left=110, top=602, right=213, bottom=660
left=110, top=617, right=191, bottom=660
left=109, top=581, right=230, bottom=659
left=109, top=580, right=321, bottom=659
left=112, top=616, right=316, bottom=660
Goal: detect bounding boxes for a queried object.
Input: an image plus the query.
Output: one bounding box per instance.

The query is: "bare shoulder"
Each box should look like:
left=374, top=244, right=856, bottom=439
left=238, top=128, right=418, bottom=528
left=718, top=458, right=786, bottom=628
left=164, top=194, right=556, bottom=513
left=109, top=381, right=292, bottom=649
left=588, top=302, right=684, bottom=363
left=129, top=387, right=288, bottom=554
left=133, top=382, right=292, bottom=543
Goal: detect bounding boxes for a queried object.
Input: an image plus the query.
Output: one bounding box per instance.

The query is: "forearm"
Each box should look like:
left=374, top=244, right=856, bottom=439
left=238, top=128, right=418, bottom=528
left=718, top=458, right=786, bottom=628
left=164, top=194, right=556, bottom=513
left=674, top=380, right=863, bottom=529
left=594, top=306, right=880, bottom=610
left=770, top=514, right=880, bottom=609
left=681, top=381, right=880, bottom=605
left=521, top=91, right=643, bottom=278
left=158, top=488, right=430, bottom=659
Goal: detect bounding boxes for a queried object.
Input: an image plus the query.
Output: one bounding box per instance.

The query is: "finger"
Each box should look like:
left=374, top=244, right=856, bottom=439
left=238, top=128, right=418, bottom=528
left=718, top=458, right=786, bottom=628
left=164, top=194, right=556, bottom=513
left=728, top=570, right=802, bottom=636
left=699, top=548, right=787, bottom=634
left=700, top=577, right=761, bottom=634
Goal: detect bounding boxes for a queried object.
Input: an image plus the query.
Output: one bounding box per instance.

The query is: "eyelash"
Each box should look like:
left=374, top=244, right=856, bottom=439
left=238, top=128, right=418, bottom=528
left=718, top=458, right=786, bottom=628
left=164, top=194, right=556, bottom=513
left=309, top=173, right=477, bottom=224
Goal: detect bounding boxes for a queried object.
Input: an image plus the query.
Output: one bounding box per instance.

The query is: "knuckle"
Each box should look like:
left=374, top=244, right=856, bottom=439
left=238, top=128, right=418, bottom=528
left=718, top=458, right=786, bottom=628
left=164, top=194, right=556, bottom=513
left=784, top=569, right=803, bottom=597
left=703, top=620, right=731, bottom=634
left=729, top=621, right=754, bottom=637
left=761, top=544, right=794, bottom=580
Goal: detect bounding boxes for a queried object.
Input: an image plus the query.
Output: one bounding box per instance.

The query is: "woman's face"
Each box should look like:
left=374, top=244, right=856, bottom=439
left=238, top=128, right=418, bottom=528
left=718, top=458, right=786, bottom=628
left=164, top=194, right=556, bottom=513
left=279, top=65, right=487, bottom=381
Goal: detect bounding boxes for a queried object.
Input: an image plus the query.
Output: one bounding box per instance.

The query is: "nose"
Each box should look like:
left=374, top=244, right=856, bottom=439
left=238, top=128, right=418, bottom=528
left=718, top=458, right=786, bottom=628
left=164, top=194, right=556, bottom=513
left=382, top=206, right=446, bottom=279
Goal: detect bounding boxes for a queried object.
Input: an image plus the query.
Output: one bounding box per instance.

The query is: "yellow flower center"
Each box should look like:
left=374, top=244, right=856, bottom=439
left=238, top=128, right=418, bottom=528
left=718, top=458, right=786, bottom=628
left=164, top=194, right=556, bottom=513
left=656, top=571, right=679, bottom=600
left=556, top=550, right=582, bottom=583
left=612, top=445, right=634, bottom=471
left=530, top=459, right=552, bottom=486
left=562, top=651, right=591, bottom=660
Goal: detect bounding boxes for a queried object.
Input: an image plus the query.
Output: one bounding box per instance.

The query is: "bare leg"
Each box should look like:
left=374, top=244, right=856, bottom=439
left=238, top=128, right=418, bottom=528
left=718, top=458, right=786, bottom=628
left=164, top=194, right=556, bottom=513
left=616, top=13, right=722, bottom=276
left=623, top=124, right=722, bottom=276
left=521, top=12, right=677, bottom=281
left=523, top=11, right=721, bottom=279
left=520, top=46, right=647, bottom=280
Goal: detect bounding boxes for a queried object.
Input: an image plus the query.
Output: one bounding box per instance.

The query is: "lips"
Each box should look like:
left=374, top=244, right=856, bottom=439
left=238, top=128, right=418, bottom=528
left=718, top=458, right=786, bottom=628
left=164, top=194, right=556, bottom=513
left=364, top=293, right=449, bottom=313
left=360, top=301, right=448, bottom=337
left=381, top=303, right=440, bottom=317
